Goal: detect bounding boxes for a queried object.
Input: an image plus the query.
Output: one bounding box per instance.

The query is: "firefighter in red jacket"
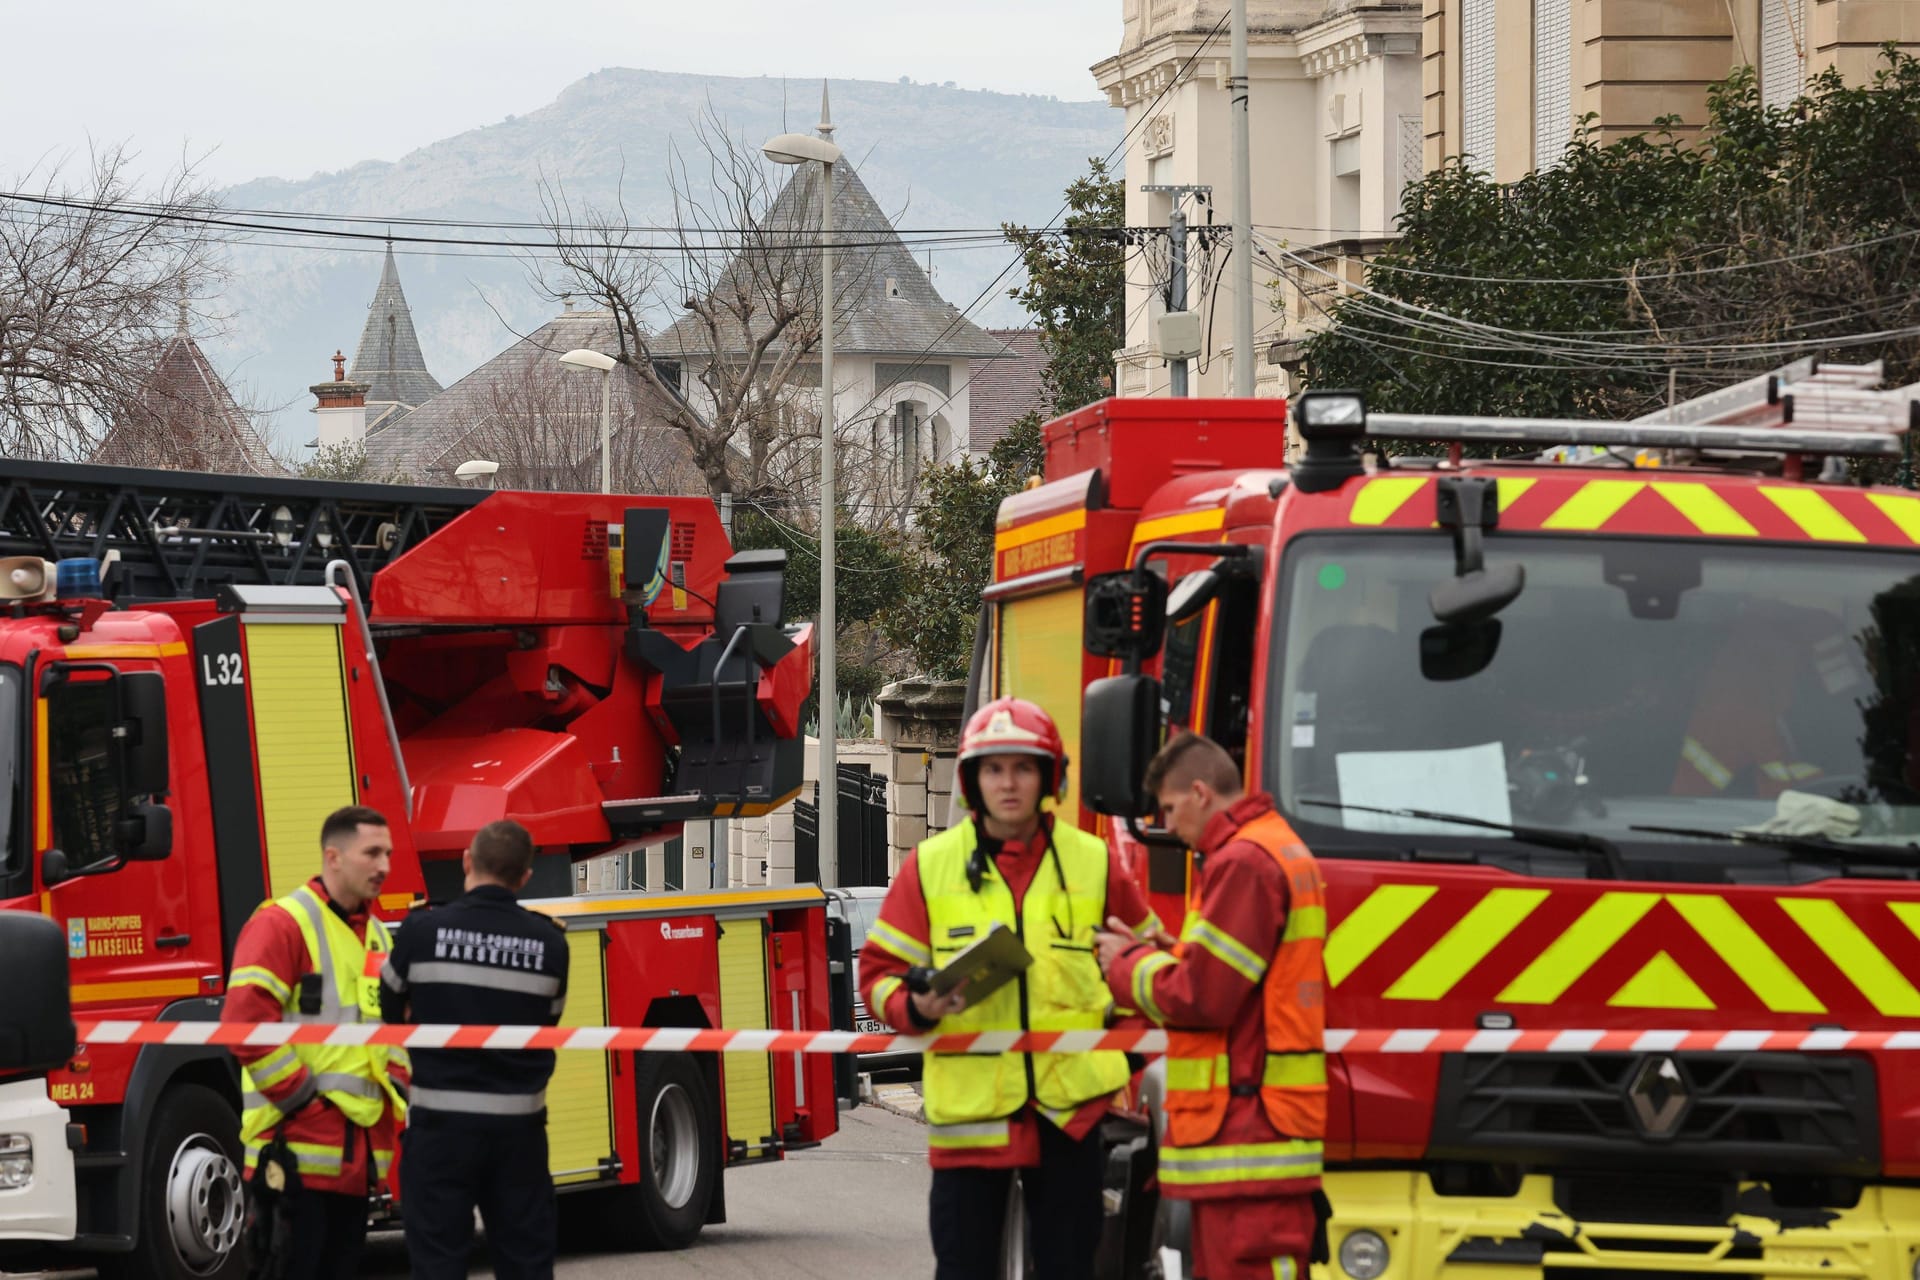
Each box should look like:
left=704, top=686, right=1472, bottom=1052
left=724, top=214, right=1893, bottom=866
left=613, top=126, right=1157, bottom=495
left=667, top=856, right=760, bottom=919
left=223, top=805, right=411, bottom=1279
left=859, top=697, right=1160, bottom=1279
left=1096, top=732, right=1327, bottom=1280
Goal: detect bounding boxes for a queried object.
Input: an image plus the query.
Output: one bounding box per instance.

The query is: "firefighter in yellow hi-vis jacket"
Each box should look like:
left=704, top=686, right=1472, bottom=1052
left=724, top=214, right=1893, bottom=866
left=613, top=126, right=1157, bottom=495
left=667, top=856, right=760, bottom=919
left=222, top=805, right=409, bottom=1279
left=859, top=697, right=1160, bottom=1279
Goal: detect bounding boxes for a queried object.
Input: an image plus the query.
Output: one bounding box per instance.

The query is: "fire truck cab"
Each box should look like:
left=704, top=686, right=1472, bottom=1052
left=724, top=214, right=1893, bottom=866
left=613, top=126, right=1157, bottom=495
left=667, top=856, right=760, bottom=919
left=985, top=368, right=1920, bottom=1280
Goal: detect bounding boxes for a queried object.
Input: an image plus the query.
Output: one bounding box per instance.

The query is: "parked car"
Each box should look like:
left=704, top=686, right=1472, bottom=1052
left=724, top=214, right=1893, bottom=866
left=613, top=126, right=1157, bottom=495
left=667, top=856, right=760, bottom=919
left=823, top=886, right=920, bottom=1077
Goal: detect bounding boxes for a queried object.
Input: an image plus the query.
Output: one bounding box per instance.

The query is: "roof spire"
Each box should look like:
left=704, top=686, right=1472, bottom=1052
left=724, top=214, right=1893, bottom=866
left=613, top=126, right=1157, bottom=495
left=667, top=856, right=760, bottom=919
left=176, top=283, right=189, bottom=338
left=819, top=80, right=834, bottom=140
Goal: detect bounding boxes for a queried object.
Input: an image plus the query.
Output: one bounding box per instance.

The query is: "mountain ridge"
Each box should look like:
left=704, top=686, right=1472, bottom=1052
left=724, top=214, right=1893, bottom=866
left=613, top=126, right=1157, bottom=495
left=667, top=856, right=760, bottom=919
left=207, top=67, right=1117, bottom=449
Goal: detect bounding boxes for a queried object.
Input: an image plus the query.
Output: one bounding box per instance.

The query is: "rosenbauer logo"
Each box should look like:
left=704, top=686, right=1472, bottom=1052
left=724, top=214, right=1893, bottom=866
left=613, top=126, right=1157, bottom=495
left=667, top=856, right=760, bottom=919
left=660, top=921, right=705, bottom=941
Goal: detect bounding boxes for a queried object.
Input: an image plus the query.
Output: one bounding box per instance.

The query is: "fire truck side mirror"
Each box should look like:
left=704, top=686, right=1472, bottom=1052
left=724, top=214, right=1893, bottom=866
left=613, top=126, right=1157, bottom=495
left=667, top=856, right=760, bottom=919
left=1081, top=674, right=1163, bottom=817
left=0, top=914, right=75, bottom=1074
left=1084, top=573, right=1167, bottom=661
left=117, top=672, right=170, bottom=799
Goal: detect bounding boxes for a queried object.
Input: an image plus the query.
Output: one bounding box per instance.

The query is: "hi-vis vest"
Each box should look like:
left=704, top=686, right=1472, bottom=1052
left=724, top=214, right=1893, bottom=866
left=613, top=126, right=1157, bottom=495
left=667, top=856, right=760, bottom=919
left=238, top=885, right=408, bottom=1179
left=917, top=820, right=1130, bottom=1151
left=1160, top=811, right=1326, bottom=1195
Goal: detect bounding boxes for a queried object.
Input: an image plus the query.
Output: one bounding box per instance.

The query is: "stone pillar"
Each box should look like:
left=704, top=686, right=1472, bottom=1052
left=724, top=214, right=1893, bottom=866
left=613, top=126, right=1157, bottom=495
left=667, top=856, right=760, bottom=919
left=877, top=679, right=968, bottom=879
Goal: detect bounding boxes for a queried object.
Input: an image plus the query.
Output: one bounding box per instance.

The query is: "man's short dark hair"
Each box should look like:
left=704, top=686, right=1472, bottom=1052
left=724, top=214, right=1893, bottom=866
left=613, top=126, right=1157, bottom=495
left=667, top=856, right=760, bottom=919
left=1143, top=732, right=1244, bottom=799
left=470, top=819, right=536, bottom=882
left=321, top=805, right=389, bottom=850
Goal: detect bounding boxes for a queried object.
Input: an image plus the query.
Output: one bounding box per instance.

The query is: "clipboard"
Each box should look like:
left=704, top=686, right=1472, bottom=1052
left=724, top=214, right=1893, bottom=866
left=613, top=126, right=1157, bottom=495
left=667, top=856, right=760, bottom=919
left=930, top=923, right=1033, bottom=1004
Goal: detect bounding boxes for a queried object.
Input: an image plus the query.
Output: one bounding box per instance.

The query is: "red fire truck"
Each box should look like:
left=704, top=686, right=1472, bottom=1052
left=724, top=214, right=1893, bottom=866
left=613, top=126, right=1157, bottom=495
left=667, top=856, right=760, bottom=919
left=984, top=366, right=1920, bottom=1278
left=0, top=461, right=839, bottom=1277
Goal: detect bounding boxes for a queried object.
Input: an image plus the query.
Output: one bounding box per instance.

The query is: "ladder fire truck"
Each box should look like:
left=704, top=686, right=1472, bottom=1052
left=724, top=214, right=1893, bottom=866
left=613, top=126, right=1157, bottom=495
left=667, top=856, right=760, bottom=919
left=0, top=461, right=839, bottom=1278
left=982, top=365, right=1920, bottom=1279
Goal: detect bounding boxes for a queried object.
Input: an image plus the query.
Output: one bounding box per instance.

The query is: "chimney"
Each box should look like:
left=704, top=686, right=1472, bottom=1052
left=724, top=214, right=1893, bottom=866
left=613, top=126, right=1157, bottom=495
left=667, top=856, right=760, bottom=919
left=310, top=349, right=371, bottom=447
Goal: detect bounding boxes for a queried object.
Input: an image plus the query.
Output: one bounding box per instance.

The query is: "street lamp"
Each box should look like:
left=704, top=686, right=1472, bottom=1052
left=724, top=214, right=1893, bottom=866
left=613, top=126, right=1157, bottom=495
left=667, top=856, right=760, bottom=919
left=764, top=88, right=844, bottom=887
left=558, top=347, right=617, bottom=493
left=454, top=458, right=500, bottom=489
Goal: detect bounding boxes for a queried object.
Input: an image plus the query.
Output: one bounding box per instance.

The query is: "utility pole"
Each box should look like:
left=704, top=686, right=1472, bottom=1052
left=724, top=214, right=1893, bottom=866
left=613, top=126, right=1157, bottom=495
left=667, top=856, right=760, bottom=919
left=1230, top=0, right=1255, bottom=397
left=1143, top=184, right=1211, bottom=396
left=1169, top=203, right=1189, bottom=396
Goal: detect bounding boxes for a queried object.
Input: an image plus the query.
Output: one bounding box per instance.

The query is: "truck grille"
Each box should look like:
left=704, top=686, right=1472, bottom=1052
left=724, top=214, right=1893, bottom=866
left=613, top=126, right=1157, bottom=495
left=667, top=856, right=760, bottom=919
left=1428, top=1052, right=1877, bottom=1176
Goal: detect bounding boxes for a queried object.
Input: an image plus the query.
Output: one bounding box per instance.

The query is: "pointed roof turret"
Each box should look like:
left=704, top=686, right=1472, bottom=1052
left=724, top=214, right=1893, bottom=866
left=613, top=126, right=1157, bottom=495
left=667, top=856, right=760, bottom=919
left=94, top=323, right=284, bottom=476
left=657, top=138, right=1004, bottom=363
left=348, top=242, right=442, bottom=431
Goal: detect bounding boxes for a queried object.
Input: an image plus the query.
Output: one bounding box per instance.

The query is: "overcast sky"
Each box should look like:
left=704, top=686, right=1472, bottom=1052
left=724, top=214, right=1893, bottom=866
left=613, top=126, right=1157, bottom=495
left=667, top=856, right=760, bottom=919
left=2, top=0, right=1120, bottom=188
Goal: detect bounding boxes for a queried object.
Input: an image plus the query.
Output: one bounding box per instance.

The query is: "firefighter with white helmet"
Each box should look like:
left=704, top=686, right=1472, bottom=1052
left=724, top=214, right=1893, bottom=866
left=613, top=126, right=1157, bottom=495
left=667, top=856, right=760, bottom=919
left=858, top=696, right=1162, bottom=1278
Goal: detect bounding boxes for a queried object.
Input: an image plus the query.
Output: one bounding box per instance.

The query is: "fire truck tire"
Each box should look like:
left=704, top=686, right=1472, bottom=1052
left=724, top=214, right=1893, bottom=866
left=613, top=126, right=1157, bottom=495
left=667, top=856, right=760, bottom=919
left=608, top=1052, right=718, bottom=1251
left=103, top=1083, right=247, bottom=1280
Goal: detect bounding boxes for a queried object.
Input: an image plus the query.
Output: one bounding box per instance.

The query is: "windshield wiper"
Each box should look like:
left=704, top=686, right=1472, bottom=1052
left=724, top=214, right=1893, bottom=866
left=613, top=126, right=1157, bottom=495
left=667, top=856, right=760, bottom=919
left=1628, top=824, right=1920, bottom=870
left=1300, top=798, right=1628, bottom=880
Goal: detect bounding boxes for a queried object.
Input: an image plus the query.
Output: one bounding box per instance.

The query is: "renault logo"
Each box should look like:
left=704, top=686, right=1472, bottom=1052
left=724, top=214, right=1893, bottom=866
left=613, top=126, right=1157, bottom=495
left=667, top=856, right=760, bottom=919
left=1627, top=1056, right=1690, bottom=1138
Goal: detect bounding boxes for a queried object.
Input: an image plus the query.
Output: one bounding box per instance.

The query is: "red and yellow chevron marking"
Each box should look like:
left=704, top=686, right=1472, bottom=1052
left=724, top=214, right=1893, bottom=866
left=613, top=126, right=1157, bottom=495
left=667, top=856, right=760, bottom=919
left=1345, top=474, right=1920, bottom=546
left=1328, top=882, right=1920, bottom=1017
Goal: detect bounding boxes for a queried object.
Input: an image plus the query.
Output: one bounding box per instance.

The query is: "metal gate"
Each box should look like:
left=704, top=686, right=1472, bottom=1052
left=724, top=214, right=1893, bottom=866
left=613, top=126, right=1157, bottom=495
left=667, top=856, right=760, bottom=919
left=792, top=764, right=889, bottom=887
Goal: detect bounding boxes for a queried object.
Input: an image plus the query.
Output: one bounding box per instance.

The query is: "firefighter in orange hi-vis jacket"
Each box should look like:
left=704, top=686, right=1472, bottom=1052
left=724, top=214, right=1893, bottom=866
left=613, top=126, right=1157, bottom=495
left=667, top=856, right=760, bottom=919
left=858, top=696, right=1161, bottom=1280
left=1096, top=732, right=1330, bottom=1280
left=222, top=805, right=410, bottom=1279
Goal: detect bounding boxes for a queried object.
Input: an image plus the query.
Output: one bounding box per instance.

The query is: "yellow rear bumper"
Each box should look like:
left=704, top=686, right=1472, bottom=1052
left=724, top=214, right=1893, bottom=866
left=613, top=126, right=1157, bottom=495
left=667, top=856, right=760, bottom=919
left=1316, top=1172, right=1920, bottom=1280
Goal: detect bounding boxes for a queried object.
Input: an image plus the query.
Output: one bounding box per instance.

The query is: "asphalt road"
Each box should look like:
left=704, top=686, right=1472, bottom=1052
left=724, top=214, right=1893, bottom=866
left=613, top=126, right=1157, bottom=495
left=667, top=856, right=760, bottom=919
left=10, top=1105, right=935, bottom=1280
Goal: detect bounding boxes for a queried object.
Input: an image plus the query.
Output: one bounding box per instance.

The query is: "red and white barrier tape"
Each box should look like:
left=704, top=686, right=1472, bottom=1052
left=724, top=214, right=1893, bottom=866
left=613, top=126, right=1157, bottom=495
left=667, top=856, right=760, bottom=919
left=71, top=1021, right=1920, bottom=1055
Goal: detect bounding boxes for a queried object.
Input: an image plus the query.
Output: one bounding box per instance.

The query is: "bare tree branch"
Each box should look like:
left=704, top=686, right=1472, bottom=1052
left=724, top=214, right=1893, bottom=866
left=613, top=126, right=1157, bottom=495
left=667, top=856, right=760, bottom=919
left=0, top=143, right=225, bottom=459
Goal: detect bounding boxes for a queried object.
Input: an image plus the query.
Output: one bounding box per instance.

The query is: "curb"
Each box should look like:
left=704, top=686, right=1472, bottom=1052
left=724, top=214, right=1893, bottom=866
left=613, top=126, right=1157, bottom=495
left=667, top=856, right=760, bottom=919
left=867, top=1082, right=925, bottom=1123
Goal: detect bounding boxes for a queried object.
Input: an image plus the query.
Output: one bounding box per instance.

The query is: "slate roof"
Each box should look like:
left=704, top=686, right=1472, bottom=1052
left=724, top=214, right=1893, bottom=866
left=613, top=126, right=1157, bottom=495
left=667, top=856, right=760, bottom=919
left=94, top=331, right=284, bottom=476
left=657, top=155, right=1006, bottom=362
left=348, top=245, right=443, bottom=421
left=362, top=306, right=699, bottom=489
left=967, top=328, right=1049, bottom=452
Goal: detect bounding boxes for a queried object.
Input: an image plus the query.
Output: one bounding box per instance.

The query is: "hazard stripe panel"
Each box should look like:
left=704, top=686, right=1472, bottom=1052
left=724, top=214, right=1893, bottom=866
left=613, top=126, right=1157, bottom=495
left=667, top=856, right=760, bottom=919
left=1778, top=899, right=1920, bottom=1016
left=1383, top=888, right=1548, bottom=1000
left=1335, top=884, right=1920, bottom=1014
left=1325, top=884, right=1436, bottom=986
left=1497, top=892, right=1660, bottom=1005
left=1345, top=475, right=1911, bottom=545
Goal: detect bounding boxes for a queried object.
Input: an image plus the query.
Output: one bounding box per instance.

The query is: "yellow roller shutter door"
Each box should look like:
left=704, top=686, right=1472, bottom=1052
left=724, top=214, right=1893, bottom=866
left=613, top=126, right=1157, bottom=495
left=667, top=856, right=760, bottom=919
left=716, top=918, right=774, bottom=1157
left=244, top=623, right=357, bottom=899
left=546, top=926, right=614, bottom=1183
left=995, top=588, right=1085, bottom=808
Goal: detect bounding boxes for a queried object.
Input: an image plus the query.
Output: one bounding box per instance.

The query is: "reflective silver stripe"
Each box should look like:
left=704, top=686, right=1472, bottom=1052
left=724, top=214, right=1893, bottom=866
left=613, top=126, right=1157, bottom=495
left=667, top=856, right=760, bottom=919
left=551, top=996, right=567, bottom=1017
left=245, top=1070, right=318, bottom=1119
left=286, top=887, right=356, bottom=1023
left=407, top=961, right=561, bottom=998
left=408, top=1086, right=548, bottom=1116
left=380, top=959, right=407, bottom=993
left=927, top=1120, right=1009, bottom=1139
left=313, top=1073, right=381, bottom=1100
left=1159, top=1150, right=1323, bottom=1174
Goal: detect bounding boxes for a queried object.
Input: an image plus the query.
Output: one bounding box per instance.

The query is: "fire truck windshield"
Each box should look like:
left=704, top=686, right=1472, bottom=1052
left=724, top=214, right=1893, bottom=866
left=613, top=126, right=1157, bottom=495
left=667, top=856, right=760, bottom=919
left=1270, top=534, right=1920, bottom=876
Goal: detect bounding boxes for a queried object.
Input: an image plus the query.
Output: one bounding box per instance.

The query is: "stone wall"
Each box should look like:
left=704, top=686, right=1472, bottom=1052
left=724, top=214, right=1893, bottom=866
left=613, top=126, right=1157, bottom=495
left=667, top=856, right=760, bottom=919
left=876, top=679, right=969, bottom=878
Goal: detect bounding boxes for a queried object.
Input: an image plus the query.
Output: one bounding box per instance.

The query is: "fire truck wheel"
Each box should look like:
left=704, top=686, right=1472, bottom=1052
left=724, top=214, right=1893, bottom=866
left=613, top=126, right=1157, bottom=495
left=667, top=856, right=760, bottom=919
left=105, top=1083, right=247, bottom=1280
left=623, top=1052, right=718, bottom=1250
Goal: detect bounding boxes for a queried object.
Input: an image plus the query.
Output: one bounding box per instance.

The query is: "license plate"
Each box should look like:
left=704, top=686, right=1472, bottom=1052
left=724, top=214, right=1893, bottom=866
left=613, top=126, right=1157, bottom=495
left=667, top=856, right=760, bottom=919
left=856, top=1019, right=888, bottom=1035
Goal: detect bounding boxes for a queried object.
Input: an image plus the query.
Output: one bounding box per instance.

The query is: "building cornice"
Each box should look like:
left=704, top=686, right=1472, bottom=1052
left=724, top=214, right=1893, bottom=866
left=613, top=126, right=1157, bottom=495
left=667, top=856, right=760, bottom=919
left=1094, top=29, right=1307, bottom=106
left=1296, top=6, right=1422, bottom=77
